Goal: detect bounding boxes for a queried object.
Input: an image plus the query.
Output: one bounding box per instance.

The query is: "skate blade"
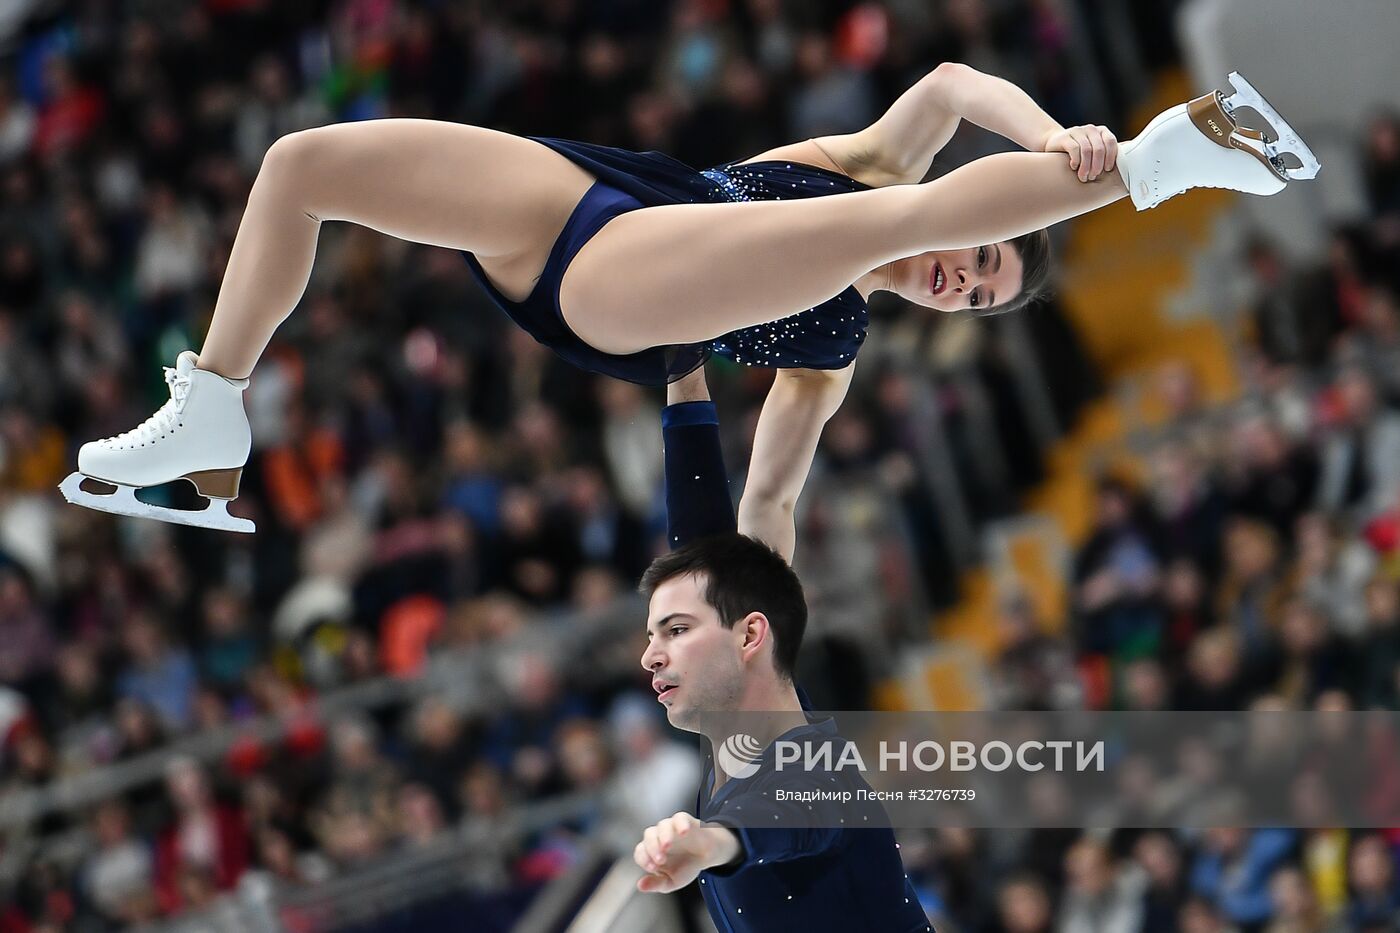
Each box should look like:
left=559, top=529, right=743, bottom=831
left=1223, top=71, right=1320, bottom=180
left=58, top=473, right=256, bottom=533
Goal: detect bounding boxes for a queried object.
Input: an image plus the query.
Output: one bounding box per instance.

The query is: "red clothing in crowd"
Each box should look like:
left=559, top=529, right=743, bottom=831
left=154, top=805, right=251, bottom=914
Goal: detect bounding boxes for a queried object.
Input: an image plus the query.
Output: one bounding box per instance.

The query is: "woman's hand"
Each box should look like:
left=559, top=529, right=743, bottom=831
left=1042, top=125, right=1119, bottom=182
left=666, top=364, right=710, bottom=405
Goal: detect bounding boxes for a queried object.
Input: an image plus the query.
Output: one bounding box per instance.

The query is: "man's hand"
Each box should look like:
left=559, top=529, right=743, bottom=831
left=633, top=811, right=742, bottom=893
left=1042, top=125, right=1119, bottom=182
left=666, top=366, right=710, bottom=406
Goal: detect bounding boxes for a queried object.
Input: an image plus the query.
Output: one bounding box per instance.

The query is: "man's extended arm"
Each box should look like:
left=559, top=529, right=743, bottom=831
left=662, top=367, right=736, bottom=549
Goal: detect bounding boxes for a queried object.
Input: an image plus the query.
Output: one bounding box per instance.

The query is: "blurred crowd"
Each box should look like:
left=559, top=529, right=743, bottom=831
left=953, top=112, right=1400, bottom=932
left=0, top=0, right=1114, bottom=928
left=8, top=0, right=1395, bottom=932
left=987, top=117, right=1400, bottom=731
left=901, top=826, right=1399, bottom=933
left=2, top=654, right=708, bottom=929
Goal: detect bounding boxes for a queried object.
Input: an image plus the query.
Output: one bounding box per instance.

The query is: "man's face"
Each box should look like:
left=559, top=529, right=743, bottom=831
left=640, top=573, right=746, bottom=730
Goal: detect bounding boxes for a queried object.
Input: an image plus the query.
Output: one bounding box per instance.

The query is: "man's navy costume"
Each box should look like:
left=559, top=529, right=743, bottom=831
left=660, top=400, right=932, bottom=933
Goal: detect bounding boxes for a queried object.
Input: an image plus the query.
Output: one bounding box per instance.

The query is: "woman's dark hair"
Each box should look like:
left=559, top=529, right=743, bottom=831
left=639, top=534, right=807, bottom=681
left=971, top=227, right=1052, bottom=318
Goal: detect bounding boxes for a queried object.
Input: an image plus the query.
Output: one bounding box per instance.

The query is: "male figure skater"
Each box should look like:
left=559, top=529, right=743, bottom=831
left=635, top=369, right=931, bottom=932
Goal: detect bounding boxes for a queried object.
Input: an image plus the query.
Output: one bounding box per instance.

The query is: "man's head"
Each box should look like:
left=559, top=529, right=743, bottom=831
left=639, top=535, right=806, bottom=729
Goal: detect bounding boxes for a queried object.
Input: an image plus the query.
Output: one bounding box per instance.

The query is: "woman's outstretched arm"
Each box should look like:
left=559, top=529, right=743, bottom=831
left=737, top=365, right=856, bottom=561
left=862, top=63, right=1063, bottom=174
left=798, top=62, right=1117, bottom=187
left=659, top=364, right=852, bottom=562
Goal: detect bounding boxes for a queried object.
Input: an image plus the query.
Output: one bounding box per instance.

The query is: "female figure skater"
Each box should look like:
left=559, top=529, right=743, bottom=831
left=61, top=65, right=1315, bottom=534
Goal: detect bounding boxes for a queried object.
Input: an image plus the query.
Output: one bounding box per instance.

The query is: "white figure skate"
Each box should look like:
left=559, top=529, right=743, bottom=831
left=59, top=350, right=255, bottom=532
left=1117, top=71, right=1320, bottom=211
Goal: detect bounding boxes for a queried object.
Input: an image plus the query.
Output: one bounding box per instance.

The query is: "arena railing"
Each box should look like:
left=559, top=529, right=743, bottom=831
left=0, top=596, right=644, bottom=888
left=135, top=790, right=610, bottom=933
left=0, top=602, right=641, bottom=829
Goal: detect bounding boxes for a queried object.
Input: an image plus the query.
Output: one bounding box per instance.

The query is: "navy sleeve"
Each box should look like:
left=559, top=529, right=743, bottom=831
left=706, top=815, right=843, bottom=874
left=703, top=766, right=867, bottom=872
left=662, top=401, right=736, bottom=549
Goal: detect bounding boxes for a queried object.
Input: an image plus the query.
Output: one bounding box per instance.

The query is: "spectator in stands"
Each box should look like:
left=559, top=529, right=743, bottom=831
left=1215, top=518, right=1287, bottom=663
left=1058, top=836, right=1144, bottom=933
left=561, top=464, right=649, bottom=583
left=597, top=380, right=663, bottom=521
left=1345, top=834, right=1400, bottom=931
left=1179, top=894, right=1239, bottom=933
left=397, top=782, right=449, bottom=850
left=38, top=642, right=109, bottom=766
left=322, top=716, right=401, bottom=833
left=1265, top=864, right=1339, bottom=933
left=117, top=614, right=199, bottom=733
left=1225, top=415, right=1319, bottom=540
left=404, top=696, right=478, bottom=821
left=2, top=725, right=56, bottom=798
left=1258, top=598, right=1354, bottom=706
left=0, top=75, right=35, bottom=163
left=154, top=757, right=250, bottom=914
left=992, top=591, right=1079, bottom=710
left=81, top=797, right=155, bottom=925
left=1290, top=511, right=1375, bottom=638
left=197, top=586, right=260, bottom=693
left=1176, top=628, right=1250, bottom=710
left=1247, top=237, right=1344, bottom=369
left=1358, top=577, right=1400, bottom=707
left=555, top=718, right=615, bottom=841
left=604, top=695, right=702, bottom=841
left=0, top=564, right=53, bottom=688
left=1132, top=831, right=1186, bottom=933
left=1189, top=827, right=1296, bottom=929
left=496, top=485, right=583, bottom=606
left=995, top=872, right=1055, bottom=933
left=1149, top=443, right=1228, bottom=581
left=1363, top=111, right=1400, bottom=217
left=483, top=652, right=589, bottom=799
left=1073, top=476, right=1165, bottom=660
left=1347, top=287, right=1400, bottom=402
left=237, top=820, right=332, bottom=903
left=459, top=760, right=510, bottom=824
left=1316, top=366, right=1400, bottom=518
left=1159, top=558, right=1215, bottom=665
left=1120, top=657, right=1171, bottom=711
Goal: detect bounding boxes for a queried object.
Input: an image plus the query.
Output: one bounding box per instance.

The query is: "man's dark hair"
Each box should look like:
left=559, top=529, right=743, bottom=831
left=639, top=534, right=807, bottom=680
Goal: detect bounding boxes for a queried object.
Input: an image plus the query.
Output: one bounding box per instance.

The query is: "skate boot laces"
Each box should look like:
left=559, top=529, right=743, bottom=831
left=104, top=364, right=193, bottom=450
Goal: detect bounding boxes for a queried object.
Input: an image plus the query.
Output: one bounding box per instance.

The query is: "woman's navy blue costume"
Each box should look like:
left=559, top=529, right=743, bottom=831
left=461, top=137, right=871, bottom=386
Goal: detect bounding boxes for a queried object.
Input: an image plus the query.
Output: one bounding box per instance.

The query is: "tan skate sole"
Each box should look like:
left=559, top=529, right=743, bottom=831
left=1187, top=91, right=1288, bottom=182
left=79, top=467, right=243, bottom=500
left=1188, top=71, right=1321, bottom=183
left=185, top=468, right=243, bottom=499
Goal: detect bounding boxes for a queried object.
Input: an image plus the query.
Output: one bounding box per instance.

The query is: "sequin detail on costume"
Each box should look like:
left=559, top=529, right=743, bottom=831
left=700, top=163, right=868, bottom=371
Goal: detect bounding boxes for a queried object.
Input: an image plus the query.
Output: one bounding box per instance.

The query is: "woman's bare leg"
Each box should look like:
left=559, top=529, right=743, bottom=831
left=198, top=120, right=594, bottom=378
left=562, top=151, right=1125, bottom=353
left=198, top=123, right=1121, bottom=375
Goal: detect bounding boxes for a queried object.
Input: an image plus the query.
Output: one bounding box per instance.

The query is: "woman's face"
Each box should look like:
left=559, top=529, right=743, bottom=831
left=884, top=242, right=1024, bottom=313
